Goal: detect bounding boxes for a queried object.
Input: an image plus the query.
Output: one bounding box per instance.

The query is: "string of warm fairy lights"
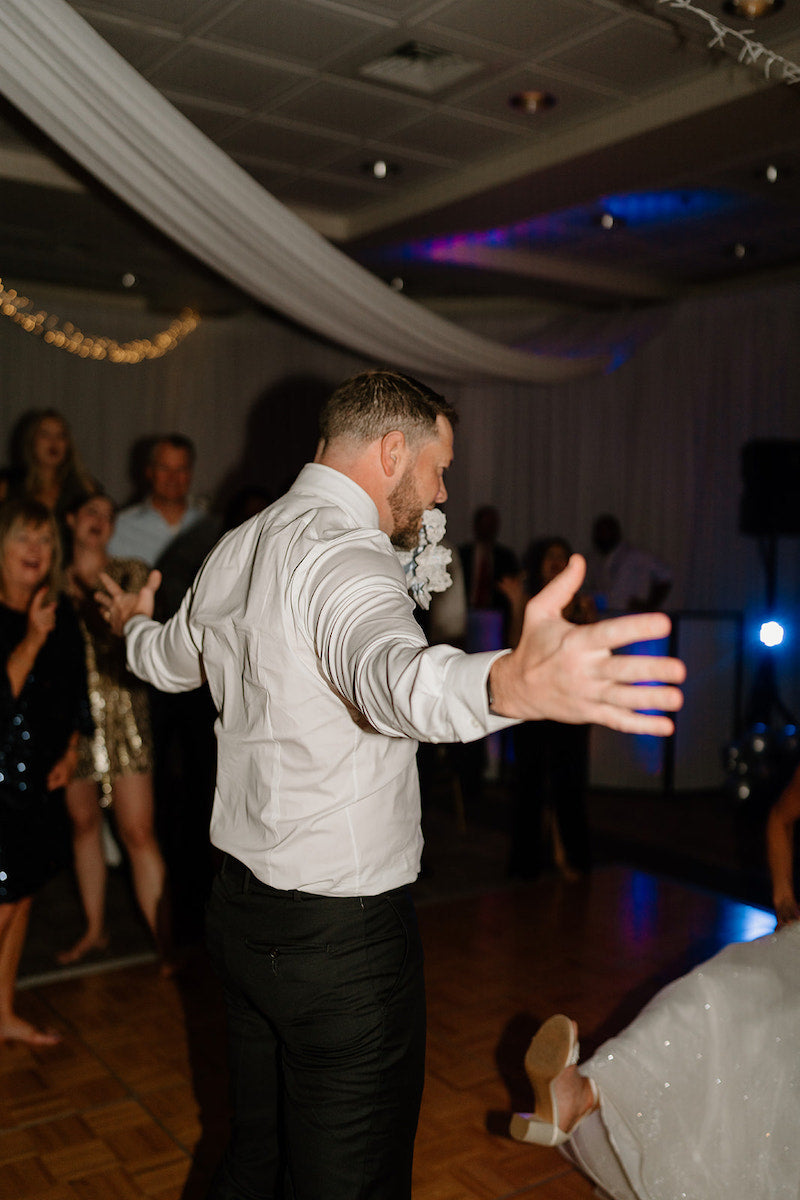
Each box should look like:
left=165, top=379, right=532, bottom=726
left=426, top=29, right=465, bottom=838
left=0, top=278, right=199, bottom=363
left=657, top=0, right=800, bottom=83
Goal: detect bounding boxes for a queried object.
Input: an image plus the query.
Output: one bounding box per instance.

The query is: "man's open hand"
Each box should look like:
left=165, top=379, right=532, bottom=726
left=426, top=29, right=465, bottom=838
left=488, top=554, right=685, bottom=735
left=96, top=569, right=161, bottom=636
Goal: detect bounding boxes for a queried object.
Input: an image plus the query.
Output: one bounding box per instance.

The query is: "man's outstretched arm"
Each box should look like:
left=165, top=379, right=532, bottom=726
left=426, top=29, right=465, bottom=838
left=488, top=554, right=684, bottom=736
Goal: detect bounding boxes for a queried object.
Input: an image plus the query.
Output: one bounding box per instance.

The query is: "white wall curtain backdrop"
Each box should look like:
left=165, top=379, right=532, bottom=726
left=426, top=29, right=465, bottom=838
left=0, top=0, right=609, bottom=385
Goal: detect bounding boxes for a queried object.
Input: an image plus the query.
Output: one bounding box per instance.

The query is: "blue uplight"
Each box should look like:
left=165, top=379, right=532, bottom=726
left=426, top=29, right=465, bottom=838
left=760, top=620, right=785, bottom=648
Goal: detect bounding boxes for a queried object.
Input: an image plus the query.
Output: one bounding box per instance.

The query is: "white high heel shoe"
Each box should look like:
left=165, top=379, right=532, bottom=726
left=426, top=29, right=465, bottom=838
left=509, top=1014, right=599, bottom=1146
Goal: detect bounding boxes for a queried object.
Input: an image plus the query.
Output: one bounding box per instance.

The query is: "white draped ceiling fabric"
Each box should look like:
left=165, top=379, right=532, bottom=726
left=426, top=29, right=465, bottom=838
left=0, top=0, right=609, bottom=384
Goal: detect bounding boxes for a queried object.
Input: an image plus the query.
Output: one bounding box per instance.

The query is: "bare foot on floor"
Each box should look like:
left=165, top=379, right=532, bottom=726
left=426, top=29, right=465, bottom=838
left=0, top=1016, right=61, bottom=1046
left=56, top=933, right=109, bottom=966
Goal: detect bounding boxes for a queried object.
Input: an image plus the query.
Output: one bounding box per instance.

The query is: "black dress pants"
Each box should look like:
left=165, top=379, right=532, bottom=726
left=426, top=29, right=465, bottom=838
left=205, top=855, right=426, bottom=1200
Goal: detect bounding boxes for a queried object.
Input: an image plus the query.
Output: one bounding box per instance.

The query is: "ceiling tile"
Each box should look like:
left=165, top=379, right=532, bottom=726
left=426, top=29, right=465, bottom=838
left=148, top=42, right=308, bottom=109
left=389, top=109, right=527, bottom=159
left=232, top=159, right=297, bottom=195
left=542, top=17, right=713, bottom=95
left=73, top=12, right=181, bottom=72
left=219, top=118, right=356, bottom=169
left=269, top=78, right=427, bottom=136
left=332, top=0, right=434, bottom=15
left=169, top=97, right=253, bottom=140
left=75, top=0, right=212, bottom=31
left=202, top=0, right=385, bottom=69
left=417, top=0, right=616, bottom=57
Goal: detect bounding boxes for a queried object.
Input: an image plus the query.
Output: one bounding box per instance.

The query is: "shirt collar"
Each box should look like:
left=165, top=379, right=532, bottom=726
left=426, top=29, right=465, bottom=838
left=291, top=462, right=380, bottom=531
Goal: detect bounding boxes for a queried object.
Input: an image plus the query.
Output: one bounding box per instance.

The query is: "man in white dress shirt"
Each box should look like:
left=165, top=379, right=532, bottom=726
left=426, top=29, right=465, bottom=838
left=99, top=370, right=684, bottom=1200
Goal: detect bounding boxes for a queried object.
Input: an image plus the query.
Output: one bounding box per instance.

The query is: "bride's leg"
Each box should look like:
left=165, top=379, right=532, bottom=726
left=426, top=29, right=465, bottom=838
left=511, top=1017, right=599, bottom=1145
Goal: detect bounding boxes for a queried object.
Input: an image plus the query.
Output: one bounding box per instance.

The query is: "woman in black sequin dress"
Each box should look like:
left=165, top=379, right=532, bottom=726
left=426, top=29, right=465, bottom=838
left=0, top=498, right=91, bottom=1044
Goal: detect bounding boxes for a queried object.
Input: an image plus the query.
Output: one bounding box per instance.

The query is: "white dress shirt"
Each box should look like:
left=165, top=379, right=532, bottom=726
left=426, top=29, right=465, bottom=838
left=125, top=463, right=513, bottom=897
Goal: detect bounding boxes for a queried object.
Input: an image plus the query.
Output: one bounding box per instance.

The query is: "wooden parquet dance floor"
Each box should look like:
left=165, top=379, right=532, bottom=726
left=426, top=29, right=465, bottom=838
left=1, top=865, right=774, bottom=1200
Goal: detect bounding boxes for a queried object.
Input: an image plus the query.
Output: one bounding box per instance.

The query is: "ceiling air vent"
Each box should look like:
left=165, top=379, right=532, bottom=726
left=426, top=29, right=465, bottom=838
left=359, top=41, right=481, bottom=95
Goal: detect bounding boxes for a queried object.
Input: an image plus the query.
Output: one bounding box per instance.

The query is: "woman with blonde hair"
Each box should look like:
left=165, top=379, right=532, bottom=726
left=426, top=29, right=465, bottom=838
left=0, top=497, right=91, bottom=1043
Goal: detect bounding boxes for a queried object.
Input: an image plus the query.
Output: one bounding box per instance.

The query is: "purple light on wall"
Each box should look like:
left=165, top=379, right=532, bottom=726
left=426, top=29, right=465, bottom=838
left=371, top=189, right=741, bottom=264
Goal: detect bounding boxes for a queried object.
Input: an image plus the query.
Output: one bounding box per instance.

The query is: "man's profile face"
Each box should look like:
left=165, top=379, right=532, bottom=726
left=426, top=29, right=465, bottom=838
left=147, top=443, right=192, bottom=507
left=389, top=416, right=452, bottom=550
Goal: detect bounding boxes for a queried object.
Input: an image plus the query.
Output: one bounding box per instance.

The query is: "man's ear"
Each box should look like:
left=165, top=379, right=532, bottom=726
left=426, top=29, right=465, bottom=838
left=379, top=430, right=408, bottom=479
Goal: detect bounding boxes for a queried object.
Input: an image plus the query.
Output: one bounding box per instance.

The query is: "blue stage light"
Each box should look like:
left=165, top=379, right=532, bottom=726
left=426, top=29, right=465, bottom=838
left=760, top=620, right=785, bottom=647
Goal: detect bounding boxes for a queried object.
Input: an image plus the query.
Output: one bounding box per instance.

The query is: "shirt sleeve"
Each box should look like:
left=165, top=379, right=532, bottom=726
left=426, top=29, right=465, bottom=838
left=302, top=535, right=516, bottom=744
left=124, top=585, right=205, bottom=692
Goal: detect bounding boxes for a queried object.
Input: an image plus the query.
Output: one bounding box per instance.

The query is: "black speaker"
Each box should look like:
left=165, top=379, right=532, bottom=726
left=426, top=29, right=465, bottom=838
left=740, top=439, right=800, bottom=536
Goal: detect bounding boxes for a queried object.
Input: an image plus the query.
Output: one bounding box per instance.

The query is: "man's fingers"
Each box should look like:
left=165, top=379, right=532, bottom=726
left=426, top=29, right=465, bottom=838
left=595, top=707, right=677, bottom=737
left=98, top=570, right=123, bottom=597
left=526, top=554, right=586, bottom=620
left=144, top=569, right=162, bottom=594
left=589, top=610, right=673, bottom=650
left=606, top=654, right=686, bottom=686
left=600, top=681, right=685, bottom=714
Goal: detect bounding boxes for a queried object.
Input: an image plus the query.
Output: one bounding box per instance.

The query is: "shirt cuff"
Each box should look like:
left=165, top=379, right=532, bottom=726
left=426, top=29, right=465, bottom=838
left=437, top=648, right=520, bottom=743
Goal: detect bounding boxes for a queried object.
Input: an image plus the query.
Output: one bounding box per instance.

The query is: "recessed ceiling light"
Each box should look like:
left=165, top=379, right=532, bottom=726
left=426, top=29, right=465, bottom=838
left=732, top=242, right=748, bottom=258
left=361, top=160, right=400, bottom=180
left=765, top=163, right=779, bottom=182
left=508, top=90, right=556, bottom=114
left=121, top=272, right=136, bottom=288
left=599, top=212, right=616, bottom=230
left=723, top=0, right=783, bottom=18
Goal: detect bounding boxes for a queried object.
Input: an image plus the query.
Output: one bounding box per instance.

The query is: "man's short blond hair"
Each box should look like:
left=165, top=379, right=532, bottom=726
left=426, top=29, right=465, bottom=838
left=318, top=370, right=457, bottom=449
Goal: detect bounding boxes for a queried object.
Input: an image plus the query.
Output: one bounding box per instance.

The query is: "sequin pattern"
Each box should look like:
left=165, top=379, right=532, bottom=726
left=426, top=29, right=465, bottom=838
left=0, top=597, right=91, bottom=902
left=72, top=558, right=152, bottom=802
left=567, top=922, right=800, bottom=1199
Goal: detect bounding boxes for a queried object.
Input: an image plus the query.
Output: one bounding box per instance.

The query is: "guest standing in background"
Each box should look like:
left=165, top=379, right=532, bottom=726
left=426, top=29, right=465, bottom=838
left=57, top=492, right=172, bottom=969
left=0, top=498, right=91, bottom=1043
left=110, top=433, right=218, bottom=945
left=584, top=514, right=672, bottom=614
left=459, top=505, right=518, bottom=784
left=109, top=434, right=209, bottom=567
left=459, top=504, right=518, bottom=635
left=0, top=409, right=96, bottom=554
left=501, top=537, right=596, bottom=880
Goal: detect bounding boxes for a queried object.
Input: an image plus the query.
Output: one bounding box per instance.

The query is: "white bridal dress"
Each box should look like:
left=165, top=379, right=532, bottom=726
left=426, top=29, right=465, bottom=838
left=562, top=921, right=800, bottom=1200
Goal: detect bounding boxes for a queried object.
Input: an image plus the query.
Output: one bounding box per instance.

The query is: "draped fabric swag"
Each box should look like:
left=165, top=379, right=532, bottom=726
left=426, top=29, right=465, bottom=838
left=0, top=0, right=613, bottom=384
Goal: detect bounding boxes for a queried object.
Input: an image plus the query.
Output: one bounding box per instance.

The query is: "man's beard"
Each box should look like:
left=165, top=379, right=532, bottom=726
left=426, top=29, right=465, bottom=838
left=389, top=469, right=425, bottom=551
